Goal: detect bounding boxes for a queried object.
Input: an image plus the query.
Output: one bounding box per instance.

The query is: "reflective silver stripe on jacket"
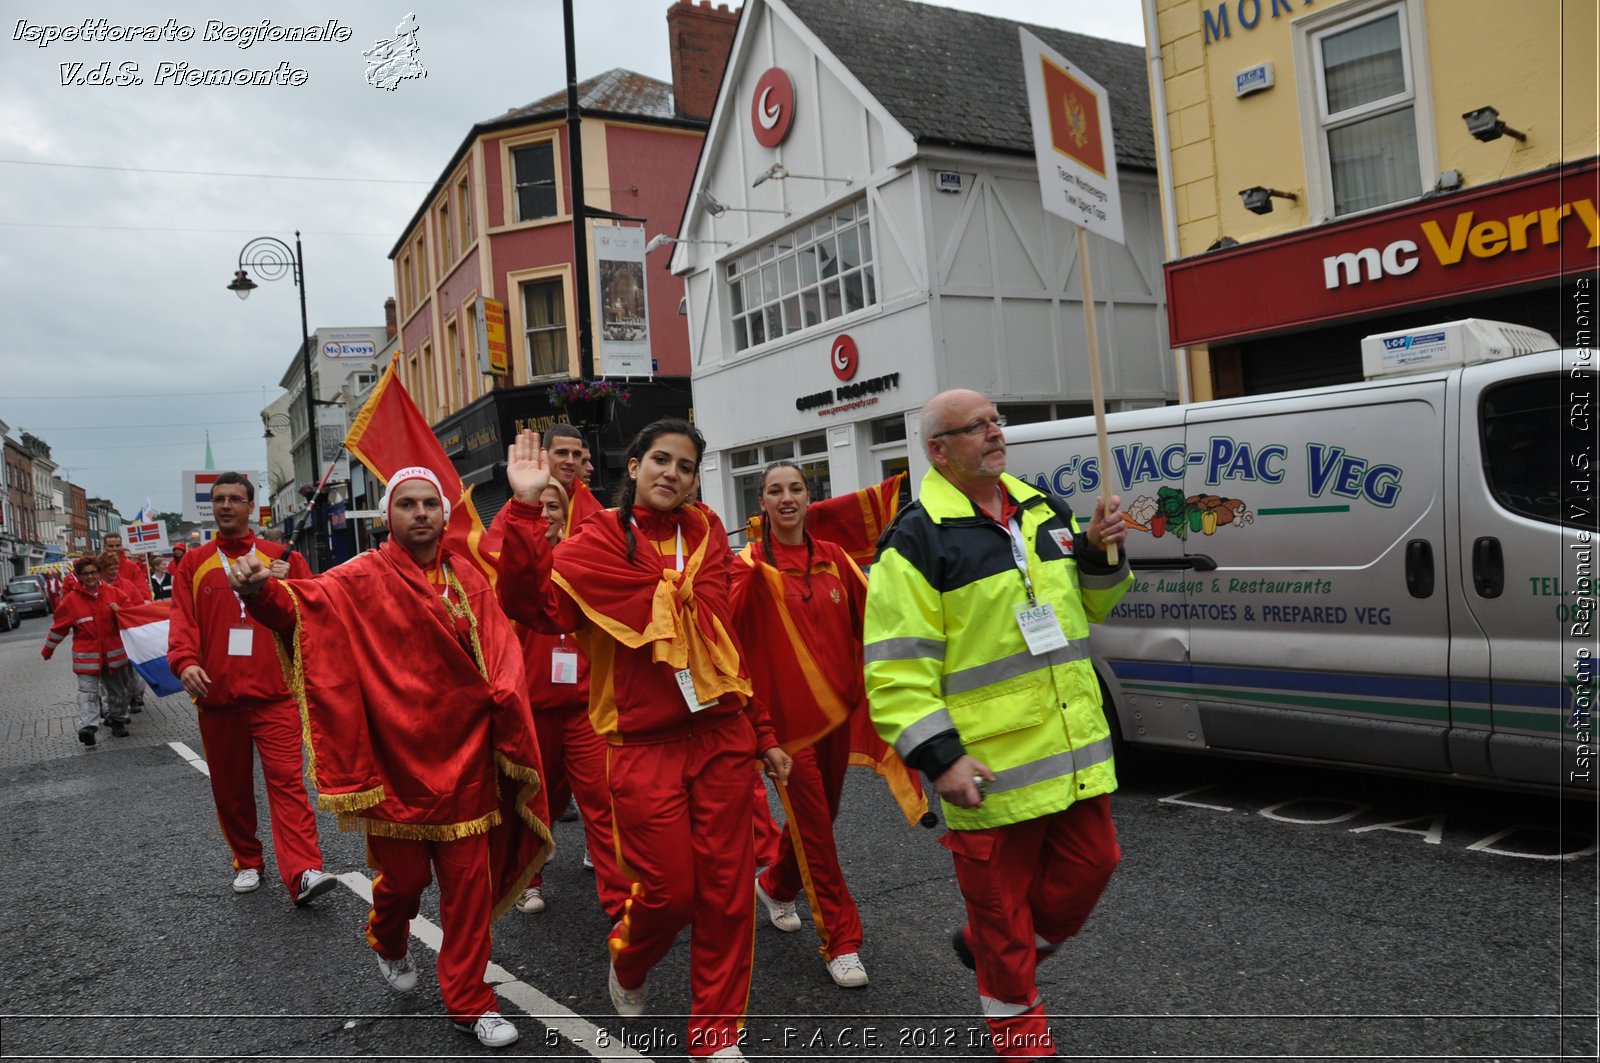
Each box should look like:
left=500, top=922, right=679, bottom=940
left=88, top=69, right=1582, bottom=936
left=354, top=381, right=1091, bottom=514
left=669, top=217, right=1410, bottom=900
left=979, top=992, right=1042, bottom=1018
left=940, top=639, right=1091, bottom=698
left=864, top=636, right=946, bottom=666
left=985, top=736, right=1115, bottom=794
left=1079, top=565, right=1130, bottom=591
left=894, top=708, right=956, bottom=759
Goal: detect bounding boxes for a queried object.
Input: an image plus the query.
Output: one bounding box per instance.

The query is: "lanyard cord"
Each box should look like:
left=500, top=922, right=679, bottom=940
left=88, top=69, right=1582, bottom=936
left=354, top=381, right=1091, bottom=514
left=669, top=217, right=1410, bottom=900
left=1005, top=518, right=1037, bottom=606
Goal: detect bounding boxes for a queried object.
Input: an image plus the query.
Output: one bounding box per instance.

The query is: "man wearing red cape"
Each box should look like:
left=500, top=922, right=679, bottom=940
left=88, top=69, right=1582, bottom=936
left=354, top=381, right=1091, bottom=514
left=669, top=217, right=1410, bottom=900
left=228, top=466, right=552, bottom=1050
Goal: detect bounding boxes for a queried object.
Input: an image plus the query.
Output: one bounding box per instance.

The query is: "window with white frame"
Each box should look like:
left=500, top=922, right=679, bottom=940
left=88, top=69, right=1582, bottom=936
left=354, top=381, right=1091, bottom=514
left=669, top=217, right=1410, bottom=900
left=727, top=198, right=876, bottom=353
left=729, top=433, right=832, bottom=531
left=512, top=142, right=558, bottom=222
left=1311, top=5, right=1423, bottom=216
left=521, top=278, right=568, bottom=378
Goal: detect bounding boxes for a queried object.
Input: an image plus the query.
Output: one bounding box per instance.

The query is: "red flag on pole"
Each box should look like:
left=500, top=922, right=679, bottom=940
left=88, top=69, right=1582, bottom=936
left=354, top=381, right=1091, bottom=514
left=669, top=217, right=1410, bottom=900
left=343, top=359, right=500, bottom=585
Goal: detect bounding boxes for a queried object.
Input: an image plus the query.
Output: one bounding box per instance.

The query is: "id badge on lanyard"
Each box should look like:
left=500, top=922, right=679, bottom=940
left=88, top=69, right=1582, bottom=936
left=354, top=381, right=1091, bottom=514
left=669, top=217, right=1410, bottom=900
left=675, top=668, right=717, bottom=712
left=667, top=525, right=715, bottom=711
left=1007, top=518, right=1068, bottom=656
left=221, top=551, right=255, bottom=656
left=551, top=635, right=578, bottom=685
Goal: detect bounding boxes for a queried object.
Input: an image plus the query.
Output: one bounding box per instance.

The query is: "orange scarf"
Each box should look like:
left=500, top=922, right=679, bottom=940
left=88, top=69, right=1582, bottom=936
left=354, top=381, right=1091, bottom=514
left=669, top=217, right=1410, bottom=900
left=552, top=503, right=750, bottom=707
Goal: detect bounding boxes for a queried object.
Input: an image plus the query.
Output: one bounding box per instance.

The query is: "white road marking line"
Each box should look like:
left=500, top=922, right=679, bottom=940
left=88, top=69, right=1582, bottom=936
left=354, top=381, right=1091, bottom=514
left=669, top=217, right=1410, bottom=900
left=168, top=742, right=650, bottom=1060
left=167, top=740, right=209, bottom=776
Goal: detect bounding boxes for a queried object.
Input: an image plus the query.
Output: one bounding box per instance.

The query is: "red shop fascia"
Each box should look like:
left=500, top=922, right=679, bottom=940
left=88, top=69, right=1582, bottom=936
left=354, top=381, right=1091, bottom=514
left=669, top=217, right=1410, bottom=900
left=1166, top=156, right=1600, bottom=396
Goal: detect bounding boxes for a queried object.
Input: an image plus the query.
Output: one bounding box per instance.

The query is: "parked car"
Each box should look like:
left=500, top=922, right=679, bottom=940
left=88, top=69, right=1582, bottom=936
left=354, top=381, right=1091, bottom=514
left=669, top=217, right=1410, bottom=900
left=3, top=577, right=50, bottom=618
left=0, top=597, right=17, bottom=631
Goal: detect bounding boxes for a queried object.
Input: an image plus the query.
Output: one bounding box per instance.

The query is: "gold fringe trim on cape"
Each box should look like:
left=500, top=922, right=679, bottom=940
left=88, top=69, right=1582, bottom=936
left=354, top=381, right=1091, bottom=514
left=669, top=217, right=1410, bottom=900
left=338, top=807, right=502, bottom=841
left=490, top=814, right=555, bottom=925
left=486, top=751, right=556, bottom=922
left=316, top=786, right=385, bottom=814
left=270, top=581, right=322, bottom=789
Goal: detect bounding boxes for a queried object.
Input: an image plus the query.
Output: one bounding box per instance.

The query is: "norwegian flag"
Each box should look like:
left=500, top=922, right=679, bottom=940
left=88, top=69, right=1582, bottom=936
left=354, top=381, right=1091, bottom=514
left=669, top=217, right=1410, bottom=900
left=127, top=522, right=161, bottom=544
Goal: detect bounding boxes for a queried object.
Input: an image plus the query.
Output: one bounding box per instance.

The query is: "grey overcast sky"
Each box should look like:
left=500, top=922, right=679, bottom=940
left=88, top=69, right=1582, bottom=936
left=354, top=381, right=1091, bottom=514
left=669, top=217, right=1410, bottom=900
left=0, top=0, right=1146, bottom=517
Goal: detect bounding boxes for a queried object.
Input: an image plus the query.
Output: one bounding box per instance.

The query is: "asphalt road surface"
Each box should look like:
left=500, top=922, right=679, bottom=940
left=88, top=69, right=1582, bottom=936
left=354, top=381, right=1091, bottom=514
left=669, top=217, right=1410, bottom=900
left=1, top=613, right=1595, bottom=1061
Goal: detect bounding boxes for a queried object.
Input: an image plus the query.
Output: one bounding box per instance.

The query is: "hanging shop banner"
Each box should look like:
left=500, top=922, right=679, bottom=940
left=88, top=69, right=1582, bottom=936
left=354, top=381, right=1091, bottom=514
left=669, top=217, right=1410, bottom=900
left=593, top=225, right=653, bottom=378
left=1019, top=27, right=1124, bottom=246
left=476, top=296, right=508, bottom=376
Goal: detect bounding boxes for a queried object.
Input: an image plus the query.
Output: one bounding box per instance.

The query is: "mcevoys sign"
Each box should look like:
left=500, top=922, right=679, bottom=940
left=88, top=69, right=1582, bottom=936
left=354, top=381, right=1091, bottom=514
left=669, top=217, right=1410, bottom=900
left=1165, top=158, right=1600, bottom=347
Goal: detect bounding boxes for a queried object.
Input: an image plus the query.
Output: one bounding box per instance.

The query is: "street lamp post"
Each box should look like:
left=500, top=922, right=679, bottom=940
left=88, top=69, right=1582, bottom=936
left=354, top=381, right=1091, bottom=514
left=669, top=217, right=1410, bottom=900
left=227, top=231, right=325, bottom=570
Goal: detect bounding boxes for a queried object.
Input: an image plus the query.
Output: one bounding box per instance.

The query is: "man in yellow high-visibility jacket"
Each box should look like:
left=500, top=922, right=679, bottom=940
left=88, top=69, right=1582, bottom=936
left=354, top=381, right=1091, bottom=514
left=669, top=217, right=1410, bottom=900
left=865, top=389, right=1131, bottom=1060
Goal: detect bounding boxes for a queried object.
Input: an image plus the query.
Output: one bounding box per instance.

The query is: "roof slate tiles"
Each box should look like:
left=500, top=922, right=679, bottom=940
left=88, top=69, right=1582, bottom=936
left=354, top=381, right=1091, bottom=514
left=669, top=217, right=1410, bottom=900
left=494, top=67, right=680, bottom=124
left=783, top=0, right=1155, bottom=169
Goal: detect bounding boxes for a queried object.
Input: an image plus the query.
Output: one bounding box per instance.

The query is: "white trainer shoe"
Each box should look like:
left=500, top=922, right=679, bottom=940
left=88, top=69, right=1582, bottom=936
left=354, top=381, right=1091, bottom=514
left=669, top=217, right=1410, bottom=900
left=454, top=1010, right=519, bottom=1048
left=515, top=886, right=546, bottom=913
left=295, top=868, right=337, bottom=906
left=375, top=951, right=418, bottom=993
left=707, top=1047, right=748, bottom=1060
left=582, top=848, right=594, bottom=870
left=608, top=962, right=647, bottom=1017
left=755, top=878, right=801, bottom=932
left=231, top=868, right=261, bottom=893
left=826, top=951, right=869, bottom=988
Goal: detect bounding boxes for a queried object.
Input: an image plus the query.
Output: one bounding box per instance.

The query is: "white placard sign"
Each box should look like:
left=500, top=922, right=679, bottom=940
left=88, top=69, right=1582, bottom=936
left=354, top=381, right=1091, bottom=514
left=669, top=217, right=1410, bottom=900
left=1019, top=27, right=1124, bottom=245
left=121, top=519, right=170, bottom=555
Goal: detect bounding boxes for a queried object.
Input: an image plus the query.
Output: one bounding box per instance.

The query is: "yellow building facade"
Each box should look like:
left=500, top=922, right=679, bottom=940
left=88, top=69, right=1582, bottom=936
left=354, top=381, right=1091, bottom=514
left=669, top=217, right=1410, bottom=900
left=1148, top=0, right=1597, bottom=398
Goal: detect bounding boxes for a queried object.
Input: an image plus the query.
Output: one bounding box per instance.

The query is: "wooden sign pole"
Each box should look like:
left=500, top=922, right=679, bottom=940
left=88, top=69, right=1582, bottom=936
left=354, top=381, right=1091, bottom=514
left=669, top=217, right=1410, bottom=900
left=1075, top=224, right=1117, bottom=565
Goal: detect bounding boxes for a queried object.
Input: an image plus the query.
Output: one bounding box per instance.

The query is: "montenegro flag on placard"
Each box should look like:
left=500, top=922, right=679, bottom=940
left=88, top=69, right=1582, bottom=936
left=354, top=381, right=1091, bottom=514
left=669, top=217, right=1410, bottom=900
left=745, top=472, right=909, bottom=568
left=1042, top=55, right=1107, bottom=178
left=343, top=358, right=501, bottom=586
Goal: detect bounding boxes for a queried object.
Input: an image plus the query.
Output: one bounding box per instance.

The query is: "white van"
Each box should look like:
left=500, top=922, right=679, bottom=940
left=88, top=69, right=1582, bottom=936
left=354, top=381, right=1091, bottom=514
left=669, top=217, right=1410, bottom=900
left=1005, top=320, right=1595, bottom=793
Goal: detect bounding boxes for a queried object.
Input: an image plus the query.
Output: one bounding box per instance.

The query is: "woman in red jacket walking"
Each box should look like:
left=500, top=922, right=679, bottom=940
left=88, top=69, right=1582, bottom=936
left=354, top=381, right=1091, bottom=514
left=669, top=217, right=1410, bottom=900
left=497, top=421, right=791, bottom=1062
left=730, top=461, right=876, bottom=989
left=41, top=556, right=135, bottom=745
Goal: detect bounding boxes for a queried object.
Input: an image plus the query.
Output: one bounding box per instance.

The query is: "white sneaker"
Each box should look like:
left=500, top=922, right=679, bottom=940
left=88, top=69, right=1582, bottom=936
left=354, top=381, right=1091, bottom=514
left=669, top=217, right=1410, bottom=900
left=707, top=1047, right=748, bottom=1060
left=453, top=1010, right=519, bottom=1048
left=295, top=868, right=337, bottom=906
left=608, top=962, right=647, bottom=1017
left=582, top=848, right=594, bottom=870
left=826, top=951, right=869, bottom=988
left=375, top=951, right=418, bottom=992
left=515, top=886, right=546, bottom=913
left=231, top=868, right=261, bottom=893
left=755, top=878, right=801, bottom=932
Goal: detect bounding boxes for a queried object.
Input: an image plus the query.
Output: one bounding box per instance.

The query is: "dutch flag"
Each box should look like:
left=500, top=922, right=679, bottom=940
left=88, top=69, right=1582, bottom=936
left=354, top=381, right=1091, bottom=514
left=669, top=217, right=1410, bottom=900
left=117, top=601, right=185, bottom=698
left=194, top=472, right=220, bottom=507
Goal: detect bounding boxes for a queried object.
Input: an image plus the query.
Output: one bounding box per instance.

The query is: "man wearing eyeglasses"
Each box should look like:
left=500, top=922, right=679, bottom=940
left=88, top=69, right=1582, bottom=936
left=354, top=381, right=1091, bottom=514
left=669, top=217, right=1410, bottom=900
left=864, top=389, right=1130, bottom=1061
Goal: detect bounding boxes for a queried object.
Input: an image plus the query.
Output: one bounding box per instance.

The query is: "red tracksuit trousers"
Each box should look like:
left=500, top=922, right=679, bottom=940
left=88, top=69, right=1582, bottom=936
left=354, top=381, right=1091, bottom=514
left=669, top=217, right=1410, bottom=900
left=945, top=795, right=1121, bottom=1060
left=366, top=832, right=496, bottom=1020
left=758, top=724, right=863, bottom=959
left=530, top=705, right=629, bottom=919
left=196, top=699, right=323, bottom=896
left=607, top=714, right=757, bottom=1058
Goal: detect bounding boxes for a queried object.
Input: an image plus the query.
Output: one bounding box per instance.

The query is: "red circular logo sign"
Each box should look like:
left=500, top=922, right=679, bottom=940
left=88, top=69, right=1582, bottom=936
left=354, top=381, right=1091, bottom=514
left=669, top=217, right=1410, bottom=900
left=751, top=68, right=796, bottom=149
left=830, top=334, right=859, bottom=381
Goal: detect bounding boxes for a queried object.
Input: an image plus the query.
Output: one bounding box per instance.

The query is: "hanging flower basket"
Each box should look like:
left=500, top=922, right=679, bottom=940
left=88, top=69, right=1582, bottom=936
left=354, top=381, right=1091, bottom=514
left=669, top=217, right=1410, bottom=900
left=550, top=379, right=632, bottom=425
left=550, top=379, right=633, bottom=406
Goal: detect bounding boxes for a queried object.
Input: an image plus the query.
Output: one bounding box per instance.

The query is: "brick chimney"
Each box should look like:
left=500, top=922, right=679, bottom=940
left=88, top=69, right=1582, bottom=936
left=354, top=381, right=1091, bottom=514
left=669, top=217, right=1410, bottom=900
left=667, top=0, right=739, bottom=122
left=384, top=296, right=397, bottom=340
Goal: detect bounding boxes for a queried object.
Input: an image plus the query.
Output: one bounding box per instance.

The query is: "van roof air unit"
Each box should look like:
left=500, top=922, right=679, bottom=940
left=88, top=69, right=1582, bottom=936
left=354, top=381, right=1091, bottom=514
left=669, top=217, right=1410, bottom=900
left=1360, top=319, right=1559, bottom=380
